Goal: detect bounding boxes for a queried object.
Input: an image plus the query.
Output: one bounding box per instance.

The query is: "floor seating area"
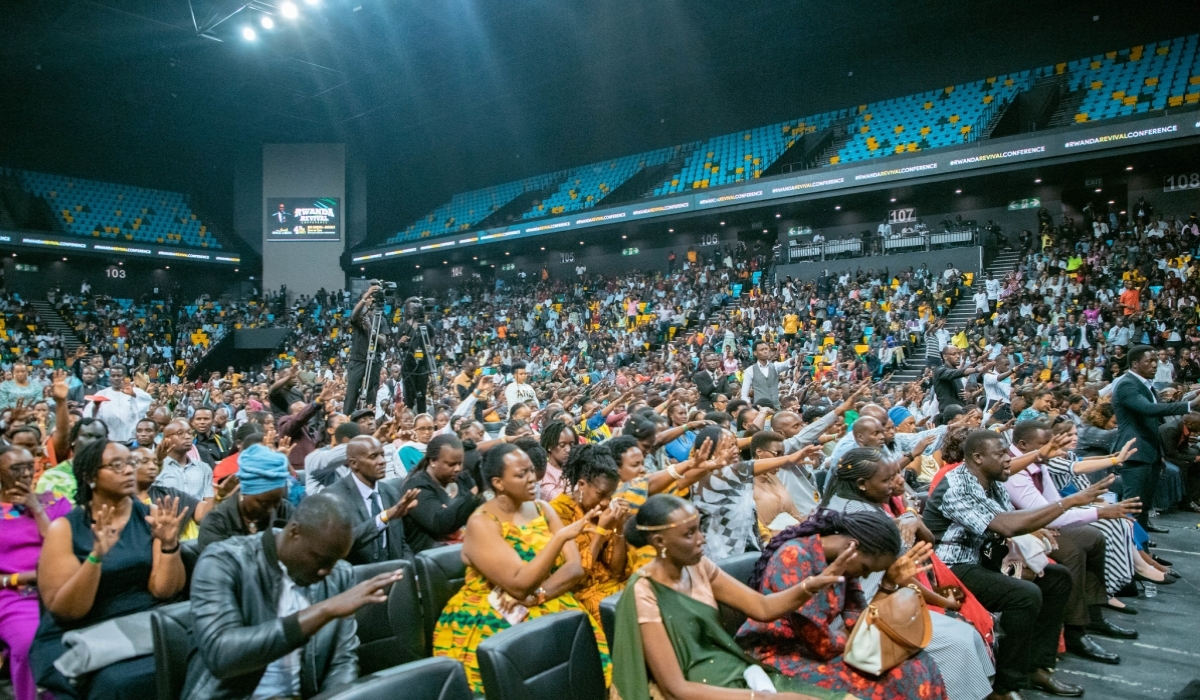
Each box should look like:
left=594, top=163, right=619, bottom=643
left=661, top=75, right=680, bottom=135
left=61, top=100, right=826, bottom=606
left=2, top=167, right=224, bottom=249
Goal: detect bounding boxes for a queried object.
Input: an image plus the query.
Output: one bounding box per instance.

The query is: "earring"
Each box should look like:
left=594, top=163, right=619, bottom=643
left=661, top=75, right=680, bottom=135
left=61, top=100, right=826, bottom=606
left=89, top=482, right=96, bottom=488
left=659, top=547, right=667, bottom=559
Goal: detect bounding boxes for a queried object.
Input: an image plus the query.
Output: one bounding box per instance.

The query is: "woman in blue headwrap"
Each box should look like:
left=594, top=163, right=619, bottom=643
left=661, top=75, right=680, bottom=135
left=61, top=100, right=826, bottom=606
left=195, top=441, right=294, bottom=553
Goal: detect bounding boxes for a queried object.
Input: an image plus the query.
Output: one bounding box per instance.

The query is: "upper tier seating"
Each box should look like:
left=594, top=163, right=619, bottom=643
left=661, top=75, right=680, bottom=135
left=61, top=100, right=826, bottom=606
left=1066, top=36, right=1200, bottom=123
left=374, top=33, right=1200, bottom=245
left=832, top=74, right=1031, bottom=164
left=2, top=168, right=224, bottom=250
left=524, top=147, right=679, bottom=219
left=653, top=111, right=847, bottom=196
left=389, top=171, right=568, bottom=243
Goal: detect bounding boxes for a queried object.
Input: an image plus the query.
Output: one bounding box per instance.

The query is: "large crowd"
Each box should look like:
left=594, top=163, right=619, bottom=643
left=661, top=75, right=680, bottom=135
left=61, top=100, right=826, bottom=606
left=0, top=197, right=1197, bottom=700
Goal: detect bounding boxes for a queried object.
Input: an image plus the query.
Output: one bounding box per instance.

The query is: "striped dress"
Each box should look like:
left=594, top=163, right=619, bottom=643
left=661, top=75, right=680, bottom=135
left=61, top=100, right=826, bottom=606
left=432, top=505, right=611, bottom=692
left=1045, top=455, right=1136, bottom=595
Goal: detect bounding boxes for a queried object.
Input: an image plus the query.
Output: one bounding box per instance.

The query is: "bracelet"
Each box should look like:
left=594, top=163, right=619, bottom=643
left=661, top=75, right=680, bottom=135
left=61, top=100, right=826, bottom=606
left=800, top=577, right=813, bottom=594
left=1057, top=501, right=1066, bottom=513
left=593, top=525, right=611, bottom=537
left=666, top=464, right=684, bottom=482
left=379, top=510, right=390, bottom=524
left=159, top=541, right=181, bottom=555
left=534, top=587, right=547, bottom=606
left=1110, top=456, right=1118, bottom=466
left=86, top=553, right=101, bottom=566
left=11, top=573, right=18, bottom=588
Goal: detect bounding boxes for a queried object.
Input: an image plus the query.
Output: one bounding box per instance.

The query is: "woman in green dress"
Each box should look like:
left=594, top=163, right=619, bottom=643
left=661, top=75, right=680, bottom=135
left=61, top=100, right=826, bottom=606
left=611, top=494, right=859, bottom=700
left=432, top=443, right=610, bottom=692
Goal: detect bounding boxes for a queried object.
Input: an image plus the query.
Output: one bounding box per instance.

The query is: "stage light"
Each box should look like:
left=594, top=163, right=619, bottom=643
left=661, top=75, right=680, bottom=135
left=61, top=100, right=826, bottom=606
left=668, top=228, right=673, bottom=232
left=443, top=260, right=447, bottom=264
left=1034, top=178, right=1041, bottom=183
left=1109, top=201, right=1114, bottom=204
left=234, top=269, right=239, bottom=272
left=762, top=229, right=768, bottom=233
left=775, top=213, right=781, bottom=218
left=890, top=197, right=897, bottom=202
left=260, top=16, right=274, bottom=29
left=720, top=221, right=725, bottom=226
left=165, top=266, right=170, bottom=269
left=360, top=267, right=364, bottom=271
left=62, top=257, right=67, bottom=261
left=540, top=247, right=544, bottom=250
left=835, top=206, right=841, bottom=210
left=1095, top=188, right=1102, bottom=192
left=280, top=1, right=299, bottom=18
left=579, top=241, right=584, bottom=245
left=1126, top=166, right=1134, bottom=170
left=955, top=189, right=962, bottom=194
left=118, top=262, right=122, bottom=265
left=622, top=235, right=627, bottom=239
left=504, top=252, right=509, bottom=256
left=242, top=26, right=257, bottom=40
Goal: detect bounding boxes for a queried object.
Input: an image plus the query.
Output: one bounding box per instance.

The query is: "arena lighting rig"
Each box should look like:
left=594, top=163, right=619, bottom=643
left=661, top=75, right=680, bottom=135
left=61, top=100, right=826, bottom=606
left=189, top=0, right=325, bottom=42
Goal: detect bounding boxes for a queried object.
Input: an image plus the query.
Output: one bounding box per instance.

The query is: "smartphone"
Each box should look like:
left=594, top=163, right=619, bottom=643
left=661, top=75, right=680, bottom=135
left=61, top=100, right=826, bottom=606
left=482, top=367, right=498, bottom=376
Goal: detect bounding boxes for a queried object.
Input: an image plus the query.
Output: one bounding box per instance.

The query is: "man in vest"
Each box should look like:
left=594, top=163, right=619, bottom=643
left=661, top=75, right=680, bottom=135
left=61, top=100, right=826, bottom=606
left=740, top=339, right=793, bottom=409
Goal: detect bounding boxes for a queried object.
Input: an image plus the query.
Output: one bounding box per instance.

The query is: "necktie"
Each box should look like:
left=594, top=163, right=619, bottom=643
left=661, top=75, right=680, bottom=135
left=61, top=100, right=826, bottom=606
left=369, top=492, right=387, bottom=555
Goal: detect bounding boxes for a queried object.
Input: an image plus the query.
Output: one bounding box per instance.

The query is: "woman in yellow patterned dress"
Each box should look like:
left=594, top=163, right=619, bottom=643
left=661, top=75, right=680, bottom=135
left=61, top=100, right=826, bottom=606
left=432, top=443, right=610, bottom=692
left=548, top=443, right=630, bottom=622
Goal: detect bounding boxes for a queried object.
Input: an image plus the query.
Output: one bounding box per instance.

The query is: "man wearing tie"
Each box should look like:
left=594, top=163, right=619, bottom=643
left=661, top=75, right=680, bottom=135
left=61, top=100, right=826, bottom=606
left=693, top=352, right=730, bottom=411
left=1112, top=344, right=1200, bottom=532
left=326, top=435, right=418, bottom=564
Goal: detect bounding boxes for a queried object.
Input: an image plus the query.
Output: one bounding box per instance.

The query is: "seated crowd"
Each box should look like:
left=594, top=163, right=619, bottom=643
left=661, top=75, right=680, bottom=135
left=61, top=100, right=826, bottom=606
left=0, top=204, right=1194, bottom=700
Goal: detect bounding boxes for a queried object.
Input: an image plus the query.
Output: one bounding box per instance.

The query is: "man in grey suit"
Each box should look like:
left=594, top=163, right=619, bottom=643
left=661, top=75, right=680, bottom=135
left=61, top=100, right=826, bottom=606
left=325, top=435, right=419, bottom=563
left=1112, top=345, right=1200, bottom=532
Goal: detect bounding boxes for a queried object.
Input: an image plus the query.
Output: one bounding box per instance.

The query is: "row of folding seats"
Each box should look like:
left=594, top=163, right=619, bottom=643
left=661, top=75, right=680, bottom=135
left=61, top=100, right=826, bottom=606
left=525, top=146, right=679, bottom=219
left=1067, top=36, right=1200, bottom=122
left=3, top=167, right=223, bottom=249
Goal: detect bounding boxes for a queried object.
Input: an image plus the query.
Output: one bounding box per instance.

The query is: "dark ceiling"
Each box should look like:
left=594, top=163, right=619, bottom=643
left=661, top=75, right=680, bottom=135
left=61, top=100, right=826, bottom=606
left=3, top=0, right=1200, bottom=247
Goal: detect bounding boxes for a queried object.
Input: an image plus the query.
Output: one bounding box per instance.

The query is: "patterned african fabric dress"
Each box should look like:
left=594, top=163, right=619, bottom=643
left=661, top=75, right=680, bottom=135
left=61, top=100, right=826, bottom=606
left=612, top=475, right=660, bottom=571
left=548, top=493, right=628, bottom=622
left=432, top=504, right=611, bottom=692
left=736, top=536, right=949, bottom=700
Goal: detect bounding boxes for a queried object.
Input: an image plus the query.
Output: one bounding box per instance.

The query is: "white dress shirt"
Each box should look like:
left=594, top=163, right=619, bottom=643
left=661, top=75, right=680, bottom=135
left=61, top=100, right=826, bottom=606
left=251, top=563, right=311, bottom=700
left=352, top=474, right=389, bottom=543
left=93, top=386, right=153, bottom=443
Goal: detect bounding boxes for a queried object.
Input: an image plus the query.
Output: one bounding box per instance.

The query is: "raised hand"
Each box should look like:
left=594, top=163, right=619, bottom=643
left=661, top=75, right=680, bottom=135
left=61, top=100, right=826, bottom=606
left=89, top=503, right=127, bottom=559
left=216, top=473, right=240, bottom=501
left=597, top=498, right=631, bottom=530
left=801, top=541, right=857, bottom=593
left=51, top=369, right=70, bottom=402
left=385, top=488, right=421, bottom=521
left=321, top=569, right=403, bottom=618
left=1072, top=474, right=1116, bottom=507
left=787, top=443, right=824, bottom=466
left=883, top=541, right=933, bottom=585
left=145, top=496, right=185, bottom=549
left=1096, top=497, right=1141, bottom=520
left=1114, top=438, right=1138, bottom=464
left=275, top=436, right=294, bottom=456
left=556, top=505, right=602, bottom=541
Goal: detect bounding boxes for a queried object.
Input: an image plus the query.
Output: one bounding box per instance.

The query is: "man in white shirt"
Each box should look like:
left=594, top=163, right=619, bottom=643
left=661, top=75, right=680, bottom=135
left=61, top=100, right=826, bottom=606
left=740, top=340, right=793, bottom=409
left=93, top=366, right=152, bottom=443
left=504, top=360, right=538, bottom=416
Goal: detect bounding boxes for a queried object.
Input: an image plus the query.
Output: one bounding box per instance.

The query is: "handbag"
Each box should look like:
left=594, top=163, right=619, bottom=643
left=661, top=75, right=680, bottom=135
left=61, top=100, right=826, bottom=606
left=1000, top=533, right=1052, bottom=580
left=843, top=584, right=932, bottom=676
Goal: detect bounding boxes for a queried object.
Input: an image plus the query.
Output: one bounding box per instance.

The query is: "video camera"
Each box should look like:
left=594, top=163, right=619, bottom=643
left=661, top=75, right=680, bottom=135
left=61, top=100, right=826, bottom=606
left=368, top=280, right=398, bottom=304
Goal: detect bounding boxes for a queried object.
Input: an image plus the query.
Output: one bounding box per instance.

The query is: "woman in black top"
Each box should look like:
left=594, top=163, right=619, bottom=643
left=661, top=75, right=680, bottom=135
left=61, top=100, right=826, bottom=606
left=403, top=433, right=482, bottom=553
left=31, top=439, right=186, bottom=699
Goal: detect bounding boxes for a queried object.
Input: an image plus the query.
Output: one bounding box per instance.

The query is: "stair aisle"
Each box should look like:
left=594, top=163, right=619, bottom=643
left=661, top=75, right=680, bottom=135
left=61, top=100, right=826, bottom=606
left=885, top=250, right=1022, bottom=385
left=30, top=300, right=83, bottom=353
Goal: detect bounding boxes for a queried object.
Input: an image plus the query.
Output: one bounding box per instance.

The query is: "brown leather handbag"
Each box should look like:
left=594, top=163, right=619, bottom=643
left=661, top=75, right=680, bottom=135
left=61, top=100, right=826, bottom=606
left=843, top=584, right=933, bottom=675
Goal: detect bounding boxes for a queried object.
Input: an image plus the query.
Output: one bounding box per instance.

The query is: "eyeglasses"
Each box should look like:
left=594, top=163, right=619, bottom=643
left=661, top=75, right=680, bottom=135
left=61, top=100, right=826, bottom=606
left=101, top=460, right=136, bottom=473
left=758, top=448, right=783, bottom=458
left=130, top=456, right=156, bottom=465
left=414, top=425, right=435, bottom=432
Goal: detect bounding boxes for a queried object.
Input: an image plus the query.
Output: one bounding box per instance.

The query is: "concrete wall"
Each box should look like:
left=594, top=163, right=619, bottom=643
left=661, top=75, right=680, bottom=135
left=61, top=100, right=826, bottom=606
left=262, top=144, right=346, bottom=296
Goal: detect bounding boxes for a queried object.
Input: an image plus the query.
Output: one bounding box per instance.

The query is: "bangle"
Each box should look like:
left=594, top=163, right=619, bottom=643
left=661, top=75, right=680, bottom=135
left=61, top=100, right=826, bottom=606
left=379, top=510, right=390, bottom=524
left=11, top=573, right=18, bottom=588
left=86, top=553, right=101, bottom=566
left=666, top=464, right=684, bottom=482
left=800, top=577, right=813, bottom=594
left=593, top=525, right=611, bottom=537
left=159, top=541, right=181, bottom=555
left=1057, top=501, right=1066, bottom=512
left=1110, top=456, right=1118, bottom=465
left=534, top=587, right=547, bottom=606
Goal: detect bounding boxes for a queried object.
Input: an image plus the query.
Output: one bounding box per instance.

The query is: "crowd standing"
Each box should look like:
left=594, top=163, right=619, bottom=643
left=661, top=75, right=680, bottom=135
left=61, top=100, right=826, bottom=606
left=0, top=200, right=1196, bottom=700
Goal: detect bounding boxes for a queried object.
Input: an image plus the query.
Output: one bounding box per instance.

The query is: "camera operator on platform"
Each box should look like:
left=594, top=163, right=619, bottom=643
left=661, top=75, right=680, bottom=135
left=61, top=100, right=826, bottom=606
left=395, top=296, right=433, bottom=414
left=344, top=283, right=388, bottom=413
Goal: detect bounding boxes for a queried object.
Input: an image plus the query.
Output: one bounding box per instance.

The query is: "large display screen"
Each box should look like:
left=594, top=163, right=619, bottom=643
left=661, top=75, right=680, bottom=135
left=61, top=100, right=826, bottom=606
left=267, top=197, right=341, bottom=242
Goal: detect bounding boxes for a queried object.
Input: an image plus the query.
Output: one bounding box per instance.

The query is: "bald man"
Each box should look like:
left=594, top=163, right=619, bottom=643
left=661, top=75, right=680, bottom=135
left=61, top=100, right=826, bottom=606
left=824, top=403, right=946, bottom=470
left=324, top=436, right=418, bottom=564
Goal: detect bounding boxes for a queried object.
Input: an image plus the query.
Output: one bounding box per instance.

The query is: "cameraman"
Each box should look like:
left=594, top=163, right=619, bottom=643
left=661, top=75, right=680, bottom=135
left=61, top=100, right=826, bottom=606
left=396, top=296, right=432, bottom=414
left=344, top=284, right=385, bottom=412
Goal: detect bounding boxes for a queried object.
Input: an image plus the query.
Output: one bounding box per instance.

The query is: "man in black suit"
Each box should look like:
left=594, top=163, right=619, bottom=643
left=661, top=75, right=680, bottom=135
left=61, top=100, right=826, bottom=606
left=326, top=435, right=419, bottom=563
left=693, top=352, right=730, bottom=412
left=931, top=346, right=990, bottom=413
left=1112, top=345, right=1200, bottom=532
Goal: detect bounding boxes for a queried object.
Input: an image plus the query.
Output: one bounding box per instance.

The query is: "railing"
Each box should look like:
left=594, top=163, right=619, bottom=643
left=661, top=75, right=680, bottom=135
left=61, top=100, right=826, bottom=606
left=787, top=226, right=978, bottom=263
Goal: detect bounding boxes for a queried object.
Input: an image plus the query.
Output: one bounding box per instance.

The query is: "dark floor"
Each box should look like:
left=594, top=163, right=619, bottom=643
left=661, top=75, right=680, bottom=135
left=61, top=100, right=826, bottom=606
left=1044, top=510, right=1200, bottom=700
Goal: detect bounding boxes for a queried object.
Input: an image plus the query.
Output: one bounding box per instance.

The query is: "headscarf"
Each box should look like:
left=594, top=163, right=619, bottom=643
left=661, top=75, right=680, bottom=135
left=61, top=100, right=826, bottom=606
left=888, top=405, right=913, bottom=428
left=237, top=443, right=289, bottom=495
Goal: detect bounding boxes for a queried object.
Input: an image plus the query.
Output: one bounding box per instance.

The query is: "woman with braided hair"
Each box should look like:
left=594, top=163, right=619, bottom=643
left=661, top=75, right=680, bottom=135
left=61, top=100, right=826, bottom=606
left=609, top=494, right=856, bottom=700
left=735, top=509, right=948, bottom=700
left=823, top=449, right=995, bottom=700
left=548, top=443, right=631, bottom=620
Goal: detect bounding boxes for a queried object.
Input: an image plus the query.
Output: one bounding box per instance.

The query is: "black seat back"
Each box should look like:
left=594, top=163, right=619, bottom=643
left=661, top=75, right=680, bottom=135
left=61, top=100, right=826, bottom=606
left=150, top=601, right=194, bottom=700
left=716, top=552, right=762, bottom=636
left=310, top=657, right=472, bottom=700
left=598, top=592, right=621, bottom=650
left=351, top=560, right=424, bottom=674
left=477, top=611, right=605, bottom=700
left=414, top=545, right=466, bottom=656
